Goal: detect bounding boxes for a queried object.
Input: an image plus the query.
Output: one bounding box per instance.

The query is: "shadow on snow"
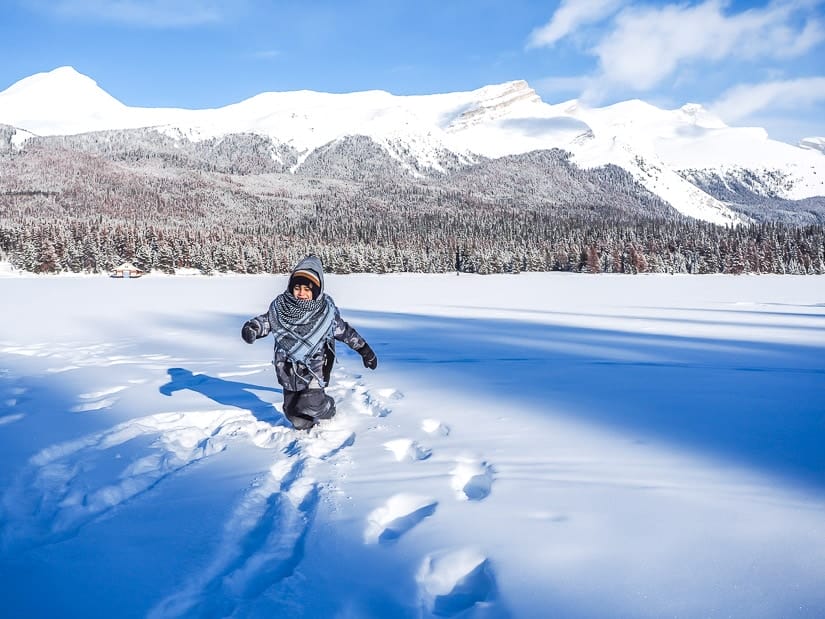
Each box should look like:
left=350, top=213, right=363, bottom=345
left=2, top=303, right=823, bottom=618
left=158, top=367, right=288, bottom=427
left=344, top=308, right=825, bottom=492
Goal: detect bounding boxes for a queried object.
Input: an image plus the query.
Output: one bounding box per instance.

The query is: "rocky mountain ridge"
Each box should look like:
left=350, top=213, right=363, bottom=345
left=1, top=67, right=824, bottom=227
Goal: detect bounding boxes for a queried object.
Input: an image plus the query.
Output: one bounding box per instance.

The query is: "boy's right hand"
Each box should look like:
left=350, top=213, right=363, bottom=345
left=241, top=320, right=259, bottom=344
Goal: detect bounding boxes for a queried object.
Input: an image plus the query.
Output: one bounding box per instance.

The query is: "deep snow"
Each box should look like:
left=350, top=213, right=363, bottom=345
left=0, top=272, right=824, bottom=618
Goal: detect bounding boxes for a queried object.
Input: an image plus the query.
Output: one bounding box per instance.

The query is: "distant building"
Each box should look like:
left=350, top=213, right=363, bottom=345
left=111, top=262, right=144, bottom=278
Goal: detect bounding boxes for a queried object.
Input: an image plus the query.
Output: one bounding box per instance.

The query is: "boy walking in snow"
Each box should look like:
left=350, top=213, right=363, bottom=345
left=241, top=255, right=378, bottom=430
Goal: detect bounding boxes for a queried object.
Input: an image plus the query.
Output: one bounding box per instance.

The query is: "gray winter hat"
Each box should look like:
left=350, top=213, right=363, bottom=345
left=288, top=255, right=325, bottom=298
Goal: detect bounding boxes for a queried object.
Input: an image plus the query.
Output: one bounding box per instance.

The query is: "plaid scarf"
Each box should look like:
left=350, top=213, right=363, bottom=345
left=270, top=292, right=335, bottom=364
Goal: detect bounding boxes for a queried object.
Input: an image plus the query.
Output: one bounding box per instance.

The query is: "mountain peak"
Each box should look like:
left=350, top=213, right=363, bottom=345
left=46, top=65, right=85, bottom=78
left=3, top=66, right=100, bottom=96
left=471, top=80, right=539, bottom=105
left=0, top=66, right=126, bottom=135
left=446, top=80, right=542, bottom=131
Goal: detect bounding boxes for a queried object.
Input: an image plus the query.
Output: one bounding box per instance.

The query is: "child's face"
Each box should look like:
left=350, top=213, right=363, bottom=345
left=292, top=284, right=314, bottom=300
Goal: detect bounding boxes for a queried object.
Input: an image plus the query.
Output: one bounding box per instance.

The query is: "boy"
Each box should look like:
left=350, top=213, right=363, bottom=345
left=241, top=255, right=377, bottom=430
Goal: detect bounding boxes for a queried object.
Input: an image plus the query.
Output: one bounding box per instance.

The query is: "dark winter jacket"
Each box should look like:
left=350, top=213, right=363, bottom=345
left=247, top=256, right=367, bottom=391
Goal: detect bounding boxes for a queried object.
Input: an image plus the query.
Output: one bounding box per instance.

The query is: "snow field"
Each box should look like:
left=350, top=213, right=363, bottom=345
left=0, top=272, right=824, bottom=618
left=0, top=333, right=500, bottom=616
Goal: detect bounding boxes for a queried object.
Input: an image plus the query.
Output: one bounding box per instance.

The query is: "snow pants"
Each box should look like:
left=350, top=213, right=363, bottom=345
left=282, top=388, right=336, bottom=430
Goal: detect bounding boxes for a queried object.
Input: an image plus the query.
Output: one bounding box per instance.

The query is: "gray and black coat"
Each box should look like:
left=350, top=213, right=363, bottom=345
left=243, top=255, right=371, bottom=393
left=249, top=302, right=367, bottom=392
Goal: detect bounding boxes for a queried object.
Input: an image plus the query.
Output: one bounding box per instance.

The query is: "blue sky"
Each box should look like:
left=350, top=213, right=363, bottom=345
left=1, top=0, right=824, bottom=143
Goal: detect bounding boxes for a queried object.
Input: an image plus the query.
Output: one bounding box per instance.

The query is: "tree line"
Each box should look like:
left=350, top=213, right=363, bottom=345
left=1, top=136, right=823, bottom=275
left=1, top=214, right=822, bottom=276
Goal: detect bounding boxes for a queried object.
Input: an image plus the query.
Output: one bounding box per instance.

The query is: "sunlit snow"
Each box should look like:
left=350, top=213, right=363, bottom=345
left=1, top=271, right=823, bottom=618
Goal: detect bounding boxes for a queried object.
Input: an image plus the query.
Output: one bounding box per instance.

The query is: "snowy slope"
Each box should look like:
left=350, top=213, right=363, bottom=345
left=0, top=124, right=37, bottom=150
left=557, top=99, right=825, bottom=206
left=2, top=67, right=824, bottom=224
left=800, top=136, right=825, bottom=155
left=1, top=273, right=824, bottom=618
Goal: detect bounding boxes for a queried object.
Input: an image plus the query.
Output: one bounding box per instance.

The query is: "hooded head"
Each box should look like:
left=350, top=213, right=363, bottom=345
left=287, top=255, right=324, bottom=300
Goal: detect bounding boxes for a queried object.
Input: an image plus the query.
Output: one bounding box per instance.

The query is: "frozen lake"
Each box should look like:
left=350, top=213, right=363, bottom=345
left=1, top=272, right=824, bottom=618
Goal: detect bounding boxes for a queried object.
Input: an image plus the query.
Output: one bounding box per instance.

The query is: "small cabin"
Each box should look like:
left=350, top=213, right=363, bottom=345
left=111, top=262, right=144, bottom=279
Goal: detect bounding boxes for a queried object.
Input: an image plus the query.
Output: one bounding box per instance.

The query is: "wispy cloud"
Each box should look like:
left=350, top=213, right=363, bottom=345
left=530, top=0, right=825, bottom=92
left=527, top=0, right=625, bottom=48
left=594, top=0, right=825, bottom=91
left=29, top=0, right=230, bottom=28
left=710, top=76, right=825, bottom=122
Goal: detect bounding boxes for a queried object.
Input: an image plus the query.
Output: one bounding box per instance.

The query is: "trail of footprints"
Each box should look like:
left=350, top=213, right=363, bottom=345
left=0, top=361, right=498, bottom=617
left=353, top=384, right=498, bottom=617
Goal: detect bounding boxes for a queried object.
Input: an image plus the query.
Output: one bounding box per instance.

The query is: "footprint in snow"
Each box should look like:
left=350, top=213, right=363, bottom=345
left=361, top=388, right=395, bottom=418
left=422, top=418, right=450, bottom=436
left=376, top=387, right=404, bottom=401
left=327, top=374, right=400, bottom=418
left=450, top=458, right=494, bottom=502
left=365, top=493, right=438, bottom=545
left=417, top=547, right=497, bottom=617
left=302, top=426, right=356, bottom=460
left=384, top=438, right=432, bottom=462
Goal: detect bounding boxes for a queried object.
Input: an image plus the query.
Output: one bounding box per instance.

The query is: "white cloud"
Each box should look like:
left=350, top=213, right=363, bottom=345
left=527, top=0, right=625, bottom=48
left=783, top=18, right=825, bottom=56
left=528, top=1, right=825, bottom=94
left=593, top=0, right=825, bottom=91
left=31, top=0, right=229, bottom=27
left=710, top=76, right=825, bottom=123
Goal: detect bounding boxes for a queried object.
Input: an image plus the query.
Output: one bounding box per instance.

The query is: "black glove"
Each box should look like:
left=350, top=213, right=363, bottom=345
left=241, top=320, right=259, bottom=344
left=359, top=342, right=378, bottom=370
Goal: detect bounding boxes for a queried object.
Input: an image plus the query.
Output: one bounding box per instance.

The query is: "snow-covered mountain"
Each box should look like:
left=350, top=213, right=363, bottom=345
left=2, top=67, right=824, bottom=225
left=799, top=136, right=825, bottom=155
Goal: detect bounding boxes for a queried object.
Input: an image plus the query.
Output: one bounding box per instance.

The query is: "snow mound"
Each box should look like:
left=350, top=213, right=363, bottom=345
left=422, top=418, right=451, bottom=436
left=450, top=458, right=494, bottom=501
left=417, top=547, right=497, bottom=616
left=364, top=493, right=438, bottom=544
left=383, top=438, right=432, bottom=462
